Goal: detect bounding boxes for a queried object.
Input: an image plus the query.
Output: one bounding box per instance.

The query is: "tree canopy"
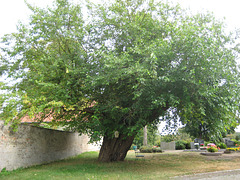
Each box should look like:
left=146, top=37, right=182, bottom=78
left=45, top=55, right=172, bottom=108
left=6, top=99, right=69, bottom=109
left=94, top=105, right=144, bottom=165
left=1, top=0, right=240, bottom=161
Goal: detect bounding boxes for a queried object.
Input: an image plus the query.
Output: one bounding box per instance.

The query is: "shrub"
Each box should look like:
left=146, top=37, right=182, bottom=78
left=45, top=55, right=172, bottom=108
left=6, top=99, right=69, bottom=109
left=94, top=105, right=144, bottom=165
left=152, top=147, right=162, bottom=153
left=139, top=146, right=162, bottom=153
left=231, top=139, right=240, bottom=145
left=236, top=135, right=240, bottom=141
left=217, top=142, right=227, bottom=149
left=175, top=140, right=185, bottom=150
left=185, top=142, right=191, bottom=149
left=175, top=140, right=190, bottom=150
left=161, top=134, right=176, bottom=142
left=204, top=141, right=210, bottom=146
left=207, top=146, right=218, bottom=152
left=140, top=146, right=153, bottom=153
left=155, top=139, right=161, bottom=147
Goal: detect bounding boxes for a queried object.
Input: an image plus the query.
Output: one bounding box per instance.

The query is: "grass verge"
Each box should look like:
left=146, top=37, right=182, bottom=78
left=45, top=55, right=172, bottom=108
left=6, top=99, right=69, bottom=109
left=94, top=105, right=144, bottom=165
left=1, top=151, right=240, bottom=180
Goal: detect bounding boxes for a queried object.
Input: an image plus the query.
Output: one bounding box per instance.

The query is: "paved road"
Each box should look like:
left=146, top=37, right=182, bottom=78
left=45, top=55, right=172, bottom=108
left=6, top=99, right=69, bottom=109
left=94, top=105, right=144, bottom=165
left=173, top=169, right=240, bottom=180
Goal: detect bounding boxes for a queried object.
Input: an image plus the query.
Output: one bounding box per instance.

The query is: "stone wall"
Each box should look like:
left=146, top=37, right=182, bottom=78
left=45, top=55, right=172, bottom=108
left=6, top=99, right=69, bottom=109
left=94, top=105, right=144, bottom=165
left=161, top=141, right=176, bottom=150
left=0, top=121, right=100, bottom=171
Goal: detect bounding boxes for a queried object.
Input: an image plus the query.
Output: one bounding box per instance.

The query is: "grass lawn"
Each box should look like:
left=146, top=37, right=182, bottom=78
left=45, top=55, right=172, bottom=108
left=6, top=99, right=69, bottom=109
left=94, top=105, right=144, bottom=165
left=1, top=150, right=240, bottom=180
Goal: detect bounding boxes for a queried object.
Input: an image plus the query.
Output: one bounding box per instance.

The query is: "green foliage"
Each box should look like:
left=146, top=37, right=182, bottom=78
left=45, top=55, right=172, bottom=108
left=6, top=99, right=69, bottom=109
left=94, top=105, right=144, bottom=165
left=0, top=168, right=7, bottom=173
left=230, top=139, right=240, bottom=145
left=235, top=134, right=240, bottom=141
left=226, top=133, right=235, bottom=139
left=176, top=128, right=193, bottom=143
left=140, top=146, right=153, bottom=153
left=183, top=118, right=238, bottom=142
left=161, top=129, right=193, bottom=144
left=207, top=146, right=218, bottom=152
left=216, top=142, right=227, bottom=149
left=161, top=134, right=176, bottom=143
left=175, top=140, right=186, bottom=150
left=0, top=0, right=240, bottom=154
left=175, top=140, right=190, bottom=150
left=139, top=146, right=162, bottom=153
left=204, top=141, right=210, bottom=146
left=152, top=147, right=162, bottom=153
left=155, top=139, right=161, bottom=147
left=133, top=125, right=159, bottom=147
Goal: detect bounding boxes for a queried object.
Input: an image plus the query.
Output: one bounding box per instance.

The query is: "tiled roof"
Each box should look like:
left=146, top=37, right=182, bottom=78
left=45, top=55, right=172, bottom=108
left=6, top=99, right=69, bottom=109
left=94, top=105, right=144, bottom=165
left=21, top=114, right=54, bottom=123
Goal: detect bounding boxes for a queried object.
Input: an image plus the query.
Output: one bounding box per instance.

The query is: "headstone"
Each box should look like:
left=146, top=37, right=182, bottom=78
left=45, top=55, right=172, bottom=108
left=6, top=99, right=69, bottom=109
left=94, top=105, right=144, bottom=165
left=194, top=138, right=204, bottom=146
left=190, top=142, right=195, bottom=149
left=194, top=143, right=200, bottom=150
left=161, top=141, right=176, bottom=150
left=223, top=138, right=235, bottom=147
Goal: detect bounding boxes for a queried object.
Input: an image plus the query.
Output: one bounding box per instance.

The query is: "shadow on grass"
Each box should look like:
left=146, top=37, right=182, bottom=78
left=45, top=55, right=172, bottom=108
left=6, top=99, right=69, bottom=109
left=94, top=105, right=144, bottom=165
left=1, top=151, right=240, bottom=180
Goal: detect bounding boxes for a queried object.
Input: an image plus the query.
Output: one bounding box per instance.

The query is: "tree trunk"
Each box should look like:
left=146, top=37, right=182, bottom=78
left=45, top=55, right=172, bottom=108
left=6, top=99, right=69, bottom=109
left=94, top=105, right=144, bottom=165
left=98, top=134, right=135, bottom=162
left=143, top=125, right=148, bottom=146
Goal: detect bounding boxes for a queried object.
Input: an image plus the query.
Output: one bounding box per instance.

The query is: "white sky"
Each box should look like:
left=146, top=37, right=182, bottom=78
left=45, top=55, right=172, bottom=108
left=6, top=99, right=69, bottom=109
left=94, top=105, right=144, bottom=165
left=0, top=0, right=240, bottom=38
left=175, top=0, right=240, bottom=33
left=1, top=0, right=240, bottom=132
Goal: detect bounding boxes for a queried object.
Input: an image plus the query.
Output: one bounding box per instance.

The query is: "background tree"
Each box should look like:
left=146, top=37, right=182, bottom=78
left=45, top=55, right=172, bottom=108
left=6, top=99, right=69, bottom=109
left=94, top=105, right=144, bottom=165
left=143, top=126, right=148, bottom=146
left=1, top=0, right=240, bottom=162
left=133, top=125, right=159, bottom=148
left=160, top=129, right=192, bottom=143
left=182, top=115, right=238, bottom=142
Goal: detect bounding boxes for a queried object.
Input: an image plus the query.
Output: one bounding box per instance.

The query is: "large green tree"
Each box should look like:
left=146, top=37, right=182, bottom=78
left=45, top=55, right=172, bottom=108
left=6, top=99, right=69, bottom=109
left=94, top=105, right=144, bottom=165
left=1, top=0, right=239, bottom=162
left=182, top=111, right=238, bottom=142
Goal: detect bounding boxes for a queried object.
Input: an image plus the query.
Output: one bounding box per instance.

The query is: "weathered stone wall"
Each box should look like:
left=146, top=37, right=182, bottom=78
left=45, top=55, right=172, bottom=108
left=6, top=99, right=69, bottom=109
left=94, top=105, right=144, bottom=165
left=0, top=121, right=100, bottom=171
left=161, top=141, right=176, bottom=150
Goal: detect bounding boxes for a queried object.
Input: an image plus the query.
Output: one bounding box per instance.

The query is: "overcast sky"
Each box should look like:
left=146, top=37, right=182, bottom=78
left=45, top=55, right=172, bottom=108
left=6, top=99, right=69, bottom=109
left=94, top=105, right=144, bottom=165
left=175, top=0, right=240, bottom=30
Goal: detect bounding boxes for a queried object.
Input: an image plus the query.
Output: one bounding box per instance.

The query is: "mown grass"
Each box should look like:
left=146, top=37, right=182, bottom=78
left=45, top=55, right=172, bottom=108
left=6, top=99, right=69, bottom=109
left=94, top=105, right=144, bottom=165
left=1, top=151, right=240, bottom=180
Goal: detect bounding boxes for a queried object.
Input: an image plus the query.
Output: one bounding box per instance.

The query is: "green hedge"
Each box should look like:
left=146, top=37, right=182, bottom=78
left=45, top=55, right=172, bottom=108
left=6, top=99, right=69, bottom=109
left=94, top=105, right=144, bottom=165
left=140, top=146, right=162, bottom=153
left=175, top=140, right=190, bottom=150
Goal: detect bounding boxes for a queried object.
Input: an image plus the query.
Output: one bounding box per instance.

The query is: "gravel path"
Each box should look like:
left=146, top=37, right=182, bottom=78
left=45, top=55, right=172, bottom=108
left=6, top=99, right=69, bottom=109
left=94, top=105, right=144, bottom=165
left=172, top=169, right=240, bottom=180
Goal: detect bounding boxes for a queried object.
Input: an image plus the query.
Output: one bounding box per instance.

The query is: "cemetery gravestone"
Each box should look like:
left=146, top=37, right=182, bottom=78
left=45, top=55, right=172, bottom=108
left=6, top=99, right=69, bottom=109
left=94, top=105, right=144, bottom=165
left=223, top=138, right=235, bottom=147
